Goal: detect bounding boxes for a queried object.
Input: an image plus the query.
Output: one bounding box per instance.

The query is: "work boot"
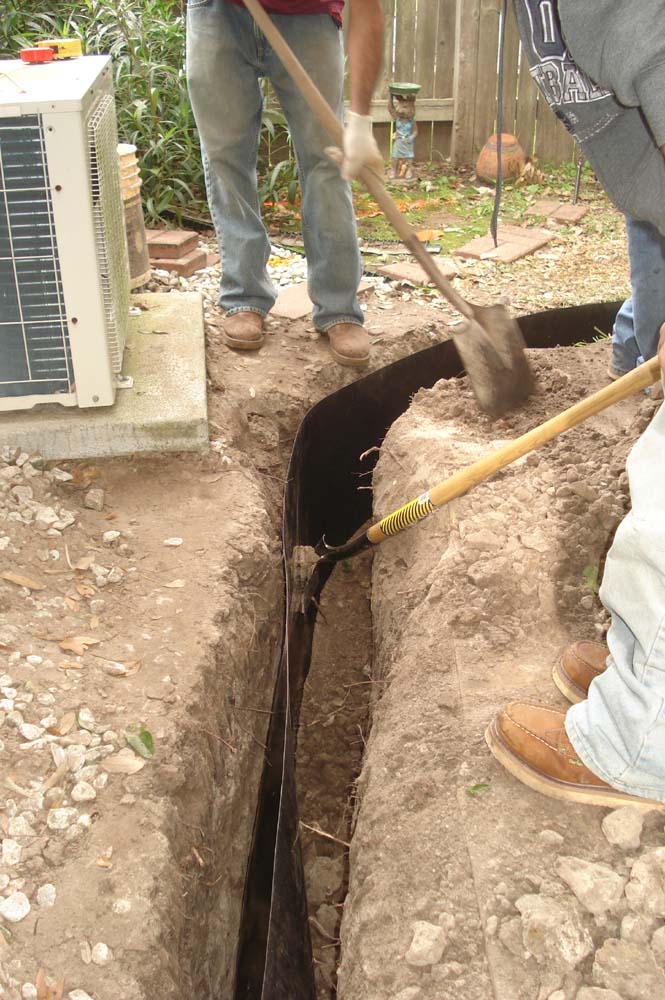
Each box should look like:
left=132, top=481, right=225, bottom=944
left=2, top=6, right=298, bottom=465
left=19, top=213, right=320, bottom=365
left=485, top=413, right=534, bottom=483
left=485, top=701, right=663, bottom=810
left=324, top=323, right=370, bottom=368
left=224, top=311, right=265, bottom=351
left=552, top=641, right=608, bottom=704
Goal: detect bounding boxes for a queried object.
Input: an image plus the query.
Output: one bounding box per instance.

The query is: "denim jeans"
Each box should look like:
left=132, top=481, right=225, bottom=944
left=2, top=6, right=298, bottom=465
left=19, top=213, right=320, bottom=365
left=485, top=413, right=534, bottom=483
left=611, top=216, right=665, bottom=373
left=566, top=403, right=665, bottom=801
left=186, top=1, right=363, bottom=329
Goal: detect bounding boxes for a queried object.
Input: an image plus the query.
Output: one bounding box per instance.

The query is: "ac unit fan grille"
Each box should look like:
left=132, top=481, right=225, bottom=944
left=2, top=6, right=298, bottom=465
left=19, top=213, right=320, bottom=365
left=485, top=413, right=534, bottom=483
left=0, top=114, right=73, bottom=399
left=87, top=96, right=130, bottom=372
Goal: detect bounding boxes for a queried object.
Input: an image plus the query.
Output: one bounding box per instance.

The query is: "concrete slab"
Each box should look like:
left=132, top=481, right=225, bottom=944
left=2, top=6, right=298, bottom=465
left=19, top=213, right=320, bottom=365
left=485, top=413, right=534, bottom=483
left=0, top=292, right=208, bottom=460
left=272, top=279, right=372, bottom=319
left=454, top=224, right=552, bottom=263
left=526, top=199, right=562, bottom=218
left=376, top=259, right=457, bottom=285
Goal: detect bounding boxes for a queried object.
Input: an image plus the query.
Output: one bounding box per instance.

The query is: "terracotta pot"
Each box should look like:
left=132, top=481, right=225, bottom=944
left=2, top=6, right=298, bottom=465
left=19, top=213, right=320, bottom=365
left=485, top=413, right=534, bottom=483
left=475, top=133, right=525, bottom=183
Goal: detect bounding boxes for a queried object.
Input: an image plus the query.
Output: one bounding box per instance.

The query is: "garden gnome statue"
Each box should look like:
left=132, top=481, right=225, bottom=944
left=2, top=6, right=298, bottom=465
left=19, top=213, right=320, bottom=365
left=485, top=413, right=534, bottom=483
left=388, top=83, right=420, bottom=183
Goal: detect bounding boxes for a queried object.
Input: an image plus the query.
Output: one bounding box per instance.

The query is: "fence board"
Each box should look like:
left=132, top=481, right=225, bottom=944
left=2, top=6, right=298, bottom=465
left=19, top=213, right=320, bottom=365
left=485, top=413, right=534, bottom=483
left=451, top=0, right=481, bottom=165
left=514, top=46, right=538, bottom=157
left=434, top=0, right=457, bottom=98
left=472, top=0, right=501, bottom=160
left=393, top=0, right=418, bottom=83
left=414, top=1, right=439, bottom=97
left=499, top=3, right=521, bottom=135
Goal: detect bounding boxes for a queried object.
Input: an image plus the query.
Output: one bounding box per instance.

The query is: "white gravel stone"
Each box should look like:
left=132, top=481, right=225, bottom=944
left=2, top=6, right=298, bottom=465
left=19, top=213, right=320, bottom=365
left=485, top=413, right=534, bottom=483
left=21, top=985, right=38, bottom=999
left=602, top=807, right=645, bottom=851
left=0, top=891, right=31, bottom=922
left=34, top=506, right=59, bottom=530
left=163, top=536, right=183, bottom=547
left=102, top=530, right=121, bottom=545
left=576, top=989, right=625, bottom=1000
left=651, top=925, right=665, bottom=963
left=91, top=942, right=112, bottom=965
left=46, top=807, right=78, bottom=830
left=592, top=937, right=665, bottom=997
left=71, top=781, right=96, bottom=803
left=68, top=991, right=94, bottom=1000
left=0, top=874, right=9, bottom=890
left=18, top=722, right=44, bottom=741
left=556, top=856, right=626, bottom=916
left=107, top=566, right=124, bottom=584
left=112, top=898, right=131, bottom=914
left=405, top=921, right=447, bottom=966
left=2, top=839, right=21, bottom=865
left=516, top=894, right=593, bottom=970
left=36, top=883, right=56, bottom=908
left=8, top=816, right=35, bottom=838
left=625, top=848, right=665, bottom=917
left=539, top=829, right=565, bottom=848
left=84, top=487, right=105, bottom=511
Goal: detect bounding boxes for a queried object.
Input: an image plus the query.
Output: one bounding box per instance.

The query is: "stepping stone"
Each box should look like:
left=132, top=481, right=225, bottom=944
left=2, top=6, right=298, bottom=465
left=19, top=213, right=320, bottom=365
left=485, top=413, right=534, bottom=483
left=375, top=259, right=457, bottom=285
left=550, top=203, right=588, bottom=225
left=272, top=280, right=372, bottom=320
left=526, top=199, right=562, bottom=218
left=151, top=247, right=208, bottom=277
left=454, top=224, right=552, bottom=264
left=146, top=229, right=199, bottom=260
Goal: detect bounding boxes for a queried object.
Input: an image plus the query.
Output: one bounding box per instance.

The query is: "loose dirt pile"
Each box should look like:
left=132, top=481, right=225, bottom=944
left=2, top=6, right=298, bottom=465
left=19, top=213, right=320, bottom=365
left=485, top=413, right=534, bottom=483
left=339, top=343, right=664, bottom=1000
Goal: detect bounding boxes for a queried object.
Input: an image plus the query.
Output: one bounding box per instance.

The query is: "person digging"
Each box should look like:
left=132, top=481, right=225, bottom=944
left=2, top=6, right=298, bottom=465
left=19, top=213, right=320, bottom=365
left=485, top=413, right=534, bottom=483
left=186, top=0, right=383, bottom=367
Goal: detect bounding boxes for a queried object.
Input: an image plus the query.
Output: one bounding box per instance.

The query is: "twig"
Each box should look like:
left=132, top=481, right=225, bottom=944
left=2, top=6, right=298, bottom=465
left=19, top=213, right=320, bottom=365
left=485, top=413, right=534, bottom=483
left=300, top=821, right=350, bottom=849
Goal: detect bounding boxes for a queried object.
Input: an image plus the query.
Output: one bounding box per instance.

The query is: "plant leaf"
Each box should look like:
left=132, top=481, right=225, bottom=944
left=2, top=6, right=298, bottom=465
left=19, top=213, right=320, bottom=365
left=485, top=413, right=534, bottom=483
left=125, top=723, right=155, bottom=759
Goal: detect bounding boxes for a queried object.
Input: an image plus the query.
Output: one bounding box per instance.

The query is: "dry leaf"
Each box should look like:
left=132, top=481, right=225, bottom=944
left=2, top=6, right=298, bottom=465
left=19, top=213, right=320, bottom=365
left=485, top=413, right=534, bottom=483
left=73, top=555, right=96, bottom=571
left=64, top=597, right=79, bottom=611
left=96, top=856, right=113, bottom=869
left=103, top=659, right=141, bottom=678
left=35, top=968, right=64, bottom=1000
left=1, top=571, right=45, bottom=591
left=165, top=579, right=186, bottom=589
left=59, top=636, right=100, bottom=656
left=47, top=711, right=76, bottom=737
left=89, top=616, right=101, bottom=630
left=57, top=660, right=83, bottom=672
left=76, top=583, right=96, bottom=598
left=102, top=749, right=146, bottom=774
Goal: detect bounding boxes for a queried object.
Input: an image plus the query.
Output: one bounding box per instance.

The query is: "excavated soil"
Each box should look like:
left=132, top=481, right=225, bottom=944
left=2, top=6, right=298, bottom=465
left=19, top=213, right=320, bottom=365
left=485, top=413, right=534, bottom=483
left=338, top=343, right=665, bottom=1000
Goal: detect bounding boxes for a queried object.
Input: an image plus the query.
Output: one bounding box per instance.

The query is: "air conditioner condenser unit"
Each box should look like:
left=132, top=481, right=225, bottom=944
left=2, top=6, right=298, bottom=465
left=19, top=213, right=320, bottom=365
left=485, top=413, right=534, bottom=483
left=0, top=54, right=131, bottom=411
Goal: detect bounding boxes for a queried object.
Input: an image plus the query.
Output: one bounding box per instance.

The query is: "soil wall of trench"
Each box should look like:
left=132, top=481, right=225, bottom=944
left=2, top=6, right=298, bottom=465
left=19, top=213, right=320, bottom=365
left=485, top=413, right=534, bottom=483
left=337, top=344, right=665, bottom=1000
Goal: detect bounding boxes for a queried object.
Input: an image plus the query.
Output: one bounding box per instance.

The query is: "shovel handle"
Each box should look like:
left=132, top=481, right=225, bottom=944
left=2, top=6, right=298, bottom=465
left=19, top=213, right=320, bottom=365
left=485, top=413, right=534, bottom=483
left=367, top=355, right=662, bottom=544
left=242, top=0, right=474, bottom=321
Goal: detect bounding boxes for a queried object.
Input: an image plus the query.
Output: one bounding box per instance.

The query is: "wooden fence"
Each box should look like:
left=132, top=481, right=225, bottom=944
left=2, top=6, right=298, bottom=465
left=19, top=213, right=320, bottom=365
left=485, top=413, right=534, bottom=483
left=365, top=0, right=576, bottom=167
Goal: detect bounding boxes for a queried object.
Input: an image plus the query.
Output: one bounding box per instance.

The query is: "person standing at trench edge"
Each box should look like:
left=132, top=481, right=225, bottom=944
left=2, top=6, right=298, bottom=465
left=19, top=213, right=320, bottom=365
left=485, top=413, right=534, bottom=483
left=485, top=0, right=665, bottom=810
left=186, top=0, right=384, bottom=367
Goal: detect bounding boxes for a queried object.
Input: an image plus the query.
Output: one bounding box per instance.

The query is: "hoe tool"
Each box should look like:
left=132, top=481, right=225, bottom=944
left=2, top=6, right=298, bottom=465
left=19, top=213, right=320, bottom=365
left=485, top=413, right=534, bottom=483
left=301, top=356, right=662, bottom=609
left=243, top=0, right=534, bottom=418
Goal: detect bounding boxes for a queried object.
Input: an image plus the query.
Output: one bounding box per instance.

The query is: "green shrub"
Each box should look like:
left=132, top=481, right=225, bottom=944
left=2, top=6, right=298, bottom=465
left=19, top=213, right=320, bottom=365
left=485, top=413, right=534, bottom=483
left=1, top=0, right=298, bottom=225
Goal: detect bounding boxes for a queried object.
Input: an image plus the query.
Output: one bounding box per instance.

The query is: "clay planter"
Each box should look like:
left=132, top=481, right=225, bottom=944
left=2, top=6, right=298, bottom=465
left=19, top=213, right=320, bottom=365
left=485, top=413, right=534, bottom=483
left=476, top=133, right=525, bottom=183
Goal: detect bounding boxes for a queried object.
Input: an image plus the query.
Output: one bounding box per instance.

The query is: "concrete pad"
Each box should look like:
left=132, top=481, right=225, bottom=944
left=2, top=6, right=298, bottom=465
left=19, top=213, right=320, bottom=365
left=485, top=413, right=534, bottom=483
left=375, top=259, right=457, bottom=285
left=454, top=224, right=552, bottom=263
left=0, top=292, right=208, bottom=460
left=272, top=279, right=372, bottom=319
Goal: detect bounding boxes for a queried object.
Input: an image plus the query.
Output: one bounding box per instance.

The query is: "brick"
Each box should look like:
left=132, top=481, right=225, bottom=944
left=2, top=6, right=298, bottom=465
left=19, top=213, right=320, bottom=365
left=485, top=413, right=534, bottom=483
left=146, top=228, right=199, bottom=260
left=454, top=225, right=552, bottom=263
left=272, top=279, right=372, bottom=320
left=375, top=259, right=456, bottom=285
left=526, top=199, right=562, bottom=218
left=151, top=247, right=208, bottom=278
left=550, top=203, right=588, bottom=225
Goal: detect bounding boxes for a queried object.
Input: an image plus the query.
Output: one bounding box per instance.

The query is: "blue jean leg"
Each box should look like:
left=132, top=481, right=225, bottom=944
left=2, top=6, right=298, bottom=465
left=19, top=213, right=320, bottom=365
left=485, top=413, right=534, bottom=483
left=186, top=1, right=275, bottom=315
left=566, top=403, right=665, bottom=801
left=266, top=16, right=363, bottom=329
left=611, top=215, right=665, bottom=373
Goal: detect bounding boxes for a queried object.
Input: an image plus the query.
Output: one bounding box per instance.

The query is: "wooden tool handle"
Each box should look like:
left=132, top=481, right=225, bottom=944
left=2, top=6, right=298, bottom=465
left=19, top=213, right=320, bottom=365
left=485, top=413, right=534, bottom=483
left=242, top=0, right=474, bottom=321
left=367, top=355, right=662, bottom=544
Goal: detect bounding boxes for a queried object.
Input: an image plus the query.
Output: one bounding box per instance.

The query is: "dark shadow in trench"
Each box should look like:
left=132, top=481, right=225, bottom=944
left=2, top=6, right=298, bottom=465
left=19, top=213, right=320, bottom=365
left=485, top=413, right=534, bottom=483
left=232, top=302, right=621, bottom=1000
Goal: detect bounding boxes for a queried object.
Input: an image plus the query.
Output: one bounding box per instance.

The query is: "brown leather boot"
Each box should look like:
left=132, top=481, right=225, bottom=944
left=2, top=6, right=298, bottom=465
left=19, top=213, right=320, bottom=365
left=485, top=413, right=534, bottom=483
left=324, top=323, right=370, bottom=367
left=485, top=701, right=663, bottom=810
left=224, top=311, right=265, bottom=351
left=552, top=641, right=608, bottom=704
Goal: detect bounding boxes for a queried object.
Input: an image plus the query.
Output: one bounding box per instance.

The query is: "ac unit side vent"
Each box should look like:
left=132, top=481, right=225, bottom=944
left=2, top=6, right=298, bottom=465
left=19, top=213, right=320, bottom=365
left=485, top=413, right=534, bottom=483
left=0, top=114, right=73, bottom=399
left=86, top=96, right=130, bottom=373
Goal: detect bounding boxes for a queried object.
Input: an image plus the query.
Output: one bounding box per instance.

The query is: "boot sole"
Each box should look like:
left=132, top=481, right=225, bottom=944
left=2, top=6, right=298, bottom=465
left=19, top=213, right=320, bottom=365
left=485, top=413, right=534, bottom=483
left=328, top=344, right=370, bottom=368
left=484, top=719, right=664, bottom=811
left=551, top=660, right=586, bottom=705
left=224, top=334, right=265, bottom=351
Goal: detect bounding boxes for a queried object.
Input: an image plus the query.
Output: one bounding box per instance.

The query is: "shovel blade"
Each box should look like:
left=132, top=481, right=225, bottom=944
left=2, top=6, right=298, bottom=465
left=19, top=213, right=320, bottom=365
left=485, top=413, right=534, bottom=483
left=451, top=304, right=535, bottom=417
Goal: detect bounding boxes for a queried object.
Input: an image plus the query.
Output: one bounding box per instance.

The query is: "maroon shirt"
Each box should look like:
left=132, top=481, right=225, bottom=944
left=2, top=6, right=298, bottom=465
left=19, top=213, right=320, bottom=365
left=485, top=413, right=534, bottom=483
left=225, top=0, right=344, bottom=22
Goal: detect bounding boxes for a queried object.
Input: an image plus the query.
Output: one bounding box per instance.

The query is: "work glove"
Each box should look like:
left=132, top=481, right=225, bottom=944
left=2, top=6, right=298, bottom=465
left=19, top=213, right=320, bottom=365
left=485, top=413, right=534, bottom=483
left=327, top=111, right=383, bottom=181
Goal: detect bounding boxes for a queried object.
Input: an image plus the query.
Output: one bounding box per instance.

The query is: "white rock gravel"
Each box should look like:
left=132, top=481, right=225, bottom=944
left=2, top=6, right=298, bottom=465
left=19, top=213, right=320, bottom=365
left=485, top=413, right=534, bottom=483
left=602, top=808, right=645, bottom=851
left=405, top=920, right=447, bottom=966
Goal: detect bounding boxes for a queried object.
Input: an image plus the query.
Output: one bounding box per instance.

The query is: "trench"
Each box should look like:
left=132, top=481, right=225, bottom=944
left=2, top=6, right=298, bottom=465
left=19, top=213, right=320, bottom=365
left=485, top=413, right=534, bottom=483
left=231, top=301, right=621, bottom=1000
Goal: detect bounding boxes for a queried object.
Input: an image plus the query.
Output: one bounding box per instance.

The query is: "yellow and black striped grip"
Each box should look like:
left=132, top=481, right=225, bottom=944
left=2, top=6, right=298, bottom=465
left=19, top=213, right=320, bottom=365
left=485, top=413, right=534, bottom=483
left=371, top=491, right=434, bottom=542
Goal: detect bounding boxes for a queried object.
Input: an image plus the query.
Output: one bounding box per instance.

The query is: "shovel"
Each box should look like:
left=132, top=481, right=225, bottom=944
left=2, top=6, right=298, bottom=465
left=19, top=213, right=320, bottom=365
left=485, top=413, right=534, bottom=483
left=300, top=355, right=662, bottom=609
left=243, top=0, right=534, bottom=418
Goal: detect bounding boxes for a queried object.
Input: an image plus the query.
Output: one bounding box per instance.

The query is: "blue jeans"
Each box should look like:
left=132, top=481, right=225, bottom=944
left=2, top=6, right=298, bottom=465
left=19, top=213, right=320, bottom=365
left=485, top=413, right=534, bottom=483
left=611, top=216, right=665, bottom=373
left=566, top=403, right=665, bottom=801
left=186, top=1, right=363, bottom=330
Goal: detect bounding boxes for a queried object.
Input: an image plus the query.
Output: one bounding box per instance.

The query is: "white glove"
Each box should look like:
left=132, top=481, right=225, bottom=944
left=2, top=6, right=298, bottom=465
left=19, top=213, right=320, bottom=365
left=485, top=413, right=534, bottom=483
left=339, top=111, right=383, bottom=181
